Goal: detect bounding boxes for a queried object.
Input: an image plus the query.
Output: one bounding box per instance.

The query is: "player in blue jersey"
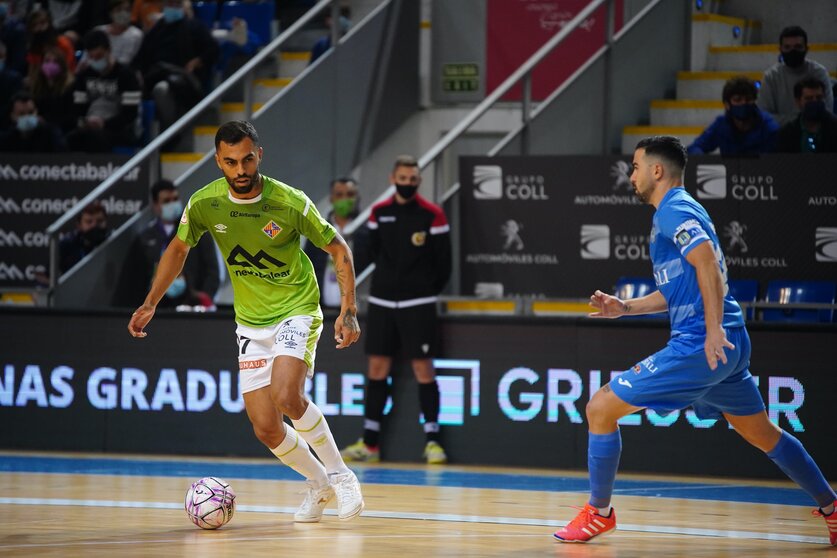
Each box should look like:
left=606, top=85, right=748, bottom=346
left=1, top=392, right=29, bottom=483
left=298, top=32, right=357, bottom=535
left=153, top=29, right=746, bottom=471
left=553, top=136, right=836, bottom=545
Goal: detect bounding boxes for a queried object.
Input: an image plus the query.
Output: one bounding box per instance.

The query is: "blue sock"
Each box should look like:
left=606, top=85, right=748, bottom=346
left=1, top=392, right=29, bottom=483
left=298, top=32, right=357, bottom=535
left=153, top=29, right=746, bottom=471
left=767, top=431, right=836, bottom=508
left=588, top=429, right=622, bottom=509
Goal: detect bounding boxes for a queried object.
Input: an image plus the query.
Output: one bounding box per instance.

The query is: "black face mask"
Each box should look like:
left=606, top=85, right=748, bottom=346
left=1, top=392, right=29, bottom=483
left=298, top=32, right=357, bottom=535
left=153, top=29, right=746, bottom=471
left=81, top=227, right=107, bottom=247
left=782, top=49, right=806, bottom=68
left=395, top=184, right=418, bottom=200
left=802, top=100, right=826, bottom=121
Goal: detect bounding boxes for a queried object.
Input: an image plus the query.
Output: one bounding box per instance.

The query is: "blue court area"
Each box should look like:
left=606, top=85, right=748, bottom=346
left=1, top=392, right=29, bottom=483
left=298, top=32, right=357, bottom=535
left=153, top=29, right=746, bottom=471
left=0, top=454, right=811, bottom=507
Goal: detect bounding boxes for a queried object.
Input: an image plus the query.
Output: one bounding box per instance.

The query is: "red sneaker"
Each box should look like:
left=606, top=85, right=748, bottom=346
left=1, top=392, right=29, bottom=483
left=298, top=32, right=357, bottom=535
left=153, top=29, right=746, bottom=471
left=813, top=501, right=837, bottom=545
left=553, top=503, right=617, bottom=543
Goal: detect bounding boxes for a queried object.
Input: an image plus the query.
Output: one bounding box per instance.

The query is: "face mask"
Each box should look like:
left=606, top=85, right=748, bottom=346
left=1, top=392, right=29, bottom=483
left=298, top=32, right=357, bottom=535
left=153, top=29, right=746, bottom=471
left=41, top=60, right=61, bottom=79
left=782, top=49, right=806, bottom=68
left=16, top=114, right=38, bottom=132
left=160, top=199, right=183, bottom=223
left=88, top=57, right=108, bottom=73
left=332, top=197, right=356, bottom=218
left=112, top=10, right=131, bottom=26
left=81, top=226, right=107, bottom=247
left=166, top=276, right=187, bottom=299
left=395, top=184, right=418, bottom=200
left=802, top=100, right=826, bottom=121
left=728, top=103, right=756, bottom=121
left=162, top=7, right=185, bottom=23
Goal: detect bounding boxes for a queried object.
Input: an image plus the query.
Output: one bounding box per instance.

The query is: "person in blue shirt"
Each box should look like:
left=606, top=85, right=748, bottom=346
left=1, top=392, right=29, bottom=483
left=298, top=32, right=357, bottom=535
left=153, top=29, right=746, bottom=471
left=687, top=76, right=778, bottom=155
left=553, top=136, right=836, bottom=545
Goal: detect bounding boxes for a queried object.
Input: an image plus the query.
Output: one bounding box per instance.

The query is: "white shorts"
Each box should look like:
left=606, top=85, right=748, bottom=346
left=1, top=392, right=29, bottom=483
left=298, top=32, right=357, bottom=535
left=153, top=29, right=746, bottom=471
left=235, top=315, right=323, bottom=394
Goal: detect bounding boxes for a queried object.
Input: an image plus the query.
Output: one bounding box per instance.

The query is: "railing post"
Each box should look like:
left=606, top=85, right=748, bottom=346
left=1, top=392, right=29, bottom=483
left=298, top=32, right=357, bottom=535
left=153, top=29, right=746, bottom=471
left=521, top=72, right=531, bottom=155
left=601, top=0, right=615, bottom=155
left=48, top=233, right=59, bottom=306
left=330, top=0, right=340, bottom=51
left=243, top=69, right=253, bottom=121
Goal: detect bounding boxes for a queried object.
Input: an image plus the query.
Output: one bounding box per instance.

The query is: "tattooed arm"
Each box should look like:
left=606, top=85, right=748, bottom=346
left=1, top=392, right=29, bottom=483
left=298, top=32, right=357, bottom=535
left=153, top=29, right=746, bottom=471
left=322, top=233, right=361, bottom=348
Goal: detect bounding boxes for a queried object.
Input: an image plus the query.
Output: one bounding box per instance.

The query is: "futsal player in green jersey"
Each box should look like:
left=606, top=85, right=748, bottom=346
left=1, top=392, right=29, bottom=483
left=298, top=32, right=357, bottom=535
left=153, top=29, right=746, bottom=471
left=128, top=120, right=364, bottom=522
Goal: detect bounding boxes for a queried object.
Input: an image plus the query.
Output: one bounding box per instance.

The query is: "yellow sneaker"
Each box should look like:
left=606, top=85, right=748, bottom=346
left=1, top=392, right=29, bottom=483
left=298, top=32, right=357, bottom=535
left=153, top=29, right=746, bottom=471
left=423, top=441, right=448, bottom=464
left=340, top=439, right=380, bottom=463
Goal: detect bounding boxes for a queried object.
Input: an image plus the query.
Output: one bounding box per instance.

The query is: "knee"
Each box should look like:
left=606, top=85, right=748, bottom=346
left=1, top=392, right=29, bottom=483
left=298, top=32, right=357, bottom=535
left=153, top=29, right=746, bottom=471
left=585, top=396, right=605, bottom=424
left=269, top=384, right=307, bottom=419
left=251, top=420, right=284, bottom=448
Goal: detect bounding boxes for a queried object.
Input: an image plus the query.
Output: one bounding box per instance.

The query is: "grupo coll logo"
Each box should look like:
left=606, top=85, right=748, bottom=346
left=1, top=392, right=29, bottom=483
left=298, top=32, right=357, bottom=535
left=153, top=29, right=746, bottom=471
left=580, top=225, right=610, bottom=259
left=696, top=164, right=778, bottom=201
left=696, top=164, right=727, bottom=199
left=472, top=165, right=549, bottom=201
left=815, top=227, right=837, bottom=262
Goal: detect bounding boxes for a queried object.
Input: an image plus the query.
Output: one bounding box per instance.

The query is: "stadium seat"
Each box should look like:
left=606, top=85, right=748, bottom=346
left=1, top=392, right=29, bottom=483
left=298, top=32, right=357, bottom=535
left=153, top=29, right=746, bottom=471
left=614, top=277, right=667, bottom=319
left=220, top=1, right=276, bottom=45
left=193, top=2, right=219, bottom=30
left=762, top=280, right=836, bottom=323
left=728, top=279, right=759, bottom=321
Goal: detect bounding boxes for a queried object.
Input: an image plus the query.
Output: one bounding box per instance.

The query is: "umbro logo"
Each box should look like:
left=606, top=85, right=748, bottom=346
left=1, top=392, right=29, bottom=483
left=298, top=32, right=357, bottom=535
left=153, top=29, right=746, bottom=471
left=215, top=224, right=227, bottom=233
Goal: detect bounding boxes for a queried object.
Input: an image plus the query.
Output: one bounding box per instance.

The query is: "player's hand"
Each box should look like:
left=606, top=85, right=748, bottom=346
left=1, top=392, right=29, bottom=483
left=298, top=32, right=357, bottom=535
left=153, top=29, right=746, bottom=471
left=128, top=304, right=155, bottom=338
left=588, top=290, right=628, bottom=318
left=334, top=308, right=361, bottom=349
left=705, top=326, right=735, bottom=371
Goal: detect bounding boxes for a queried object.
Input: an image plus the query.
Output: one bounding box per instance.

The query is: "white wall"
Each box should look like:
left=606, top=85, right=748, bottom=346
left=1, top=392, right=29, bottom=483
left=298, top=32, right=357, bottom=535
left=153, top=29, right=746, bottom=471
left=722, top=0, right=837, bottom=44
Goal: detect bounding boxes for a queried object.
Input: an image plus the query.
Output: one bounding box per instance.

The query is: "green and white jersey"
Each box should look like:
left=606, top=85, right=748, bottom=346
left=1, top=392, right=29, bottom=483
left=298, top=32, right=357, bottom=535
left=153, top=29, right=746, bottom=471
left=177, top=176, right=336, bottom=327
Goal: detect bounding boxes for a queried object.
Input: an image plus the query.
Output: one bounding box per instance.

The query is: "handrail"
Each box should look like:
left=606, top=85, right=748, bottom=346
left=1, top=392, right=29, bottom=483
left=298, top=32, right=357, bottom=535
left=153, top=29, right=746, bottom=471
left=343, top=0, right=608, bottom=240
left=45, top=0, right=336, bottom=289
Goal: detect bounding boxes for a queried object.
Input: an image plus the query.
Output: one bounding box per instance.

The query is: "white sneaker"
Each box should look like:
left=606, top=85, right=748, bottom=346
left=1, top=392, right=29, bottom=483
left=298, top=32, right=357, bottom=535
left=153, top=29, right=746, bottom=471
left=329, top=471, right=364, bottom=521
left=294, top=480, right=335, bottom=523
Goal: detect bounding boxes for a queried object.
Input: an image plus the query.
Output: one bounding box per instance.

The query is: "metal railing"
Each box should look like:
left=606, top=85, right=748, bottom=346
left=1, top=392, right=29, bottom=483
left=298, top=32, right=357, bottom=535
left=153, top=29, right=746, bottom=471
left=45, top=0, right=341, bottom=293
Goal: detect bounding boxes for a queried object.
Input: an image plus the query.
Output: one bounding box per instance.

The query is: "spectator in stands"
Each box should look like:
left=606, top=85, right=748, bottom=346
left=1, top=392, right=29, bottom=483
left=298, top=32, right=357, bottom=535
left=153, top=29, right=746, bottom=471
left=758, top=25, right=834, bottom=126
left=687, top=76, right=778, bottom=155
left=0, top=1, right=27, bottom=74
left=0, top=39, right=23, bottom=125
left=67, top=29, right=141, bottom=152
left=29, top=45, right=75, bottom=133
left=95, top=0, right=144, bottom=66
left=304, top=177, right=370, bottom=308
left=127, top=179, right=220, bottom=307
left=131, top=0, right=163, bottom=31
left=134, top=0, right=218, bottom=133
left=58, top=200, right=110, bottom=273
left=777, top=77, right=837, bottom=153
left=309, top=9, right=351, bottom=65
left=157, top=270, right=216, bottom=310
left=214, top=17, right=265, bottom=79
left=25, top=8, right=76, bottom=79
left=0, top=90, right=66, bottom=151
left=47, top=0, right=110, bottom=39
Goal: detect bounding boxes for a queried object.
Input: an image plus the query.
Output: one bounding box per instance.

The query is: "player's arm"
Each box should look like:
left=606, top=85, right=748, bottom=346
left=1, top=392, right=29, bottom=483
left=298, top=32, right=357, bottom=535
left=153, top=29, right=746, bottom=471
left=127, top=236, right=191, bottom=338
left=685, top=241, right=735, bottom=370
left=589, top=289, right=667, bottom=318
left=322, top=233, right=361, bottom=349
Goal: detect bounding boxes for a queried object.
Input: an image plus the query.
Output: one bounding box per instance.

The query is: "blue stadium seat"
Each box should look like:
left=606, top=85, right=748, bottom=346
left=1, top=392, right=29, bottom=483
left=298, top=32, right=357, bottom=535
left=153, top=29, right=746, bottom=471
left=220, top=1, right=275, bottom=45
left=762, top=280, right=836, bottom=323
left=614, top=277, right=667, bottom=319
left=193, top=2, right=219, bottom=30
left=728, top=279, right=759, bottom=321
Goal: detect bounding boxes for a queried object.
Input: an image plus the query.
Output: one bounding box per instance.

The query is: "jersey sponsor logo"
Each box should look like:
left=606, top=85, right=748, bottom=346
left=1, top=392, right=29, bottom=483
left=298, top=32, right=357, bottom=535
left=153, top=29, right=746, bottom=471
left=632, top=364, right=641, bottom=374
left=676, top=230, right=691, bottom=246
left=262, top=220, right=282, bottom=239
left=227, top=245, right=286, bottom=269
left=230, top=210, right=260, bottom=218
left=617, top=376, right=632, bottom=388
left=815, top=227, right=837, bottom=262
left=211, top=199, right=220, bottom=209
left=379, top=216, right=396, bottom=222
left=411, top=231, right=427, bottom=247
left=180, top=209, right=188, bottom=224
left=239, top=359, right=267, bottom=370
left=580, top=225, right=610, bottom=259
left=261, top=203, right=283, bottom=212
left=214, top=224, right=227, bottom=233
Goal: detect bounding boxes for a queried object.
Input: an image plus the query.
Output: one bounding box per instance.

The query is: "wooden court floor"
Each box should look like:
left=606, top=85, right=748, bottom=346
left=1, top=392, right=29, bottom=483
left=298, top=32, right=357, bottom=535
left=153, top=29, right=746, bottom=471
left=0, top=451, right=831, bottom=557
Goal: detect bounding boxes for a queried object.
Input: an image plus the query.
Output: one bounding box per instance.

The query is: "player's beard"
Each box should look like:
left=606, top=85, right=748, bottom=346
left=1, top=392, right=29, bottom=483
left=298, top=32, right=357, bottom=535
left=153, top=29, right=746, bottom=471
left=633, top=182, right=653, bottom=204
left=227, top=169, right=261, bottom=195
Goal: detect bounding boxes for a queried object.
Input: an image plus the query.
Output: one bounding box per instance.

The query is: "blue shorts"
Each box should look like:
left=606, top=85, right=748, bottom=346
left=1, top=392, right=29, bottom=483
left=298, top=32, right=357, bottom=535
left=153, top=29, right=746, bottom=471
left=610, top=327, right=765, bottom=420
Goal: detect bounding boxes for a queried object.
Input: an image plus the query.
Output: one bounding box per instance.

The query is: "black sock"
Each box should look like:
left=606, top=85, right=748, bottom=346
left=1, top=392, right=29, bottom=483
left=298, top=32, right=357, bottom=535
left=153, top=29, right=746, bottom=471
left=418, top=381, right=440, bottom=442
left=363, top=379, right=388, bottom=447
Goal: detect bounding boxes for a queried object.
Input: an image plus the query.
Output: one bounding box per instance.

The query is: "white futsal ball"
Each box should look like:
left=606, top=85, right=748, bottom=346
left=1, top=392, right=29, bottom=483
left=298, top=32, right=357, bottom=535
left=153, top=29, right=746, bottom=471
left=185, top=477, right=236, bottom=529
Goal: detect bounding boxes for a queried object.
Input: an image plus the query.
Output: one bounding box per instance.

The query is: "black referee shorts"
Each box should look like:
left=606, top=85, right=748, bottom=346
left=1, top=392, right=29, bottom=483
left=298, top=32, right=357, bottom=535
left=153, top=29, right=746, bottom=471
left=364, top=302, right=439, bottom=359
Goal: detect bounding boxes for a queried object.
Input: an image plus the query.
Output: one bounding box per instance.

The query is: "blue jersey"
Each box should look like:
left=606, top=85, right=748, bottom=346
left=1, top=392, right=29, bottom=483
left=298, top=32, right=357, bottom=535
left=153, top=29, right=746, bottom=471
left=650, top=187, right=744, bottom=339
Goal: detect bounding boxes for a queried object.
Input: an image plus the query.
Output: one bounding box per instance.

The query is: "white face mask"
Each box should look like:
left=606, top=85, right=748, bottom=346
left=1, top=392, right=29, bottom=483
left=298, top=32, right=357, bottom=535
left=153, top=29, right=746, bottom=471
left=112, top=10, right=131, bottom=26
left=160, top=199, right=183, bottom=223
left=89, top=57, right=108, bottom=73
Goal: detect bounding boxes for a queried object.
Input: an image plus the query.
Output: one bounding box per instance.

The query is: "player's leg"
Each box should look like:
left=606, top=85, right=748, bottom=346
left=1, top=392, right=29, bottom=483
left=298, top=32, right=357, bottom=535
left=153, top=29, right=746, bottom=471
left=404, top=303, right=446, bottom=464
left=554, top=384, right=641, bottom=543
left=342, top=303, right=395, bottom=462
left=726, top=411, right=837, bottom=544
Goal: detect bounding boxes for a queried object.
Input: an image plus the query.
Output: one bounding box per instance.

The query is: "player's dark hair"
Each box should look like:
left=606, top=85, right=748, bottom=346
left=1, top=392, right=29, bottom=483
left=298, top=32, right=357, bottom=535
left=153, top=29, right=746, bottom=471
left=150, top=179, right=176, bottom=203
left=779, top=25, right=807, bottom=46
left=635, top=136, right=687, bottom=172
left=722, top=76, right=758, bottom=104
left=215, top=120, right=259, bottom=149
left=793, top=77, right=825, bottom=99
left=331, top=176, right=357, bottom=190
left=83, top=29, right=110, bottom=52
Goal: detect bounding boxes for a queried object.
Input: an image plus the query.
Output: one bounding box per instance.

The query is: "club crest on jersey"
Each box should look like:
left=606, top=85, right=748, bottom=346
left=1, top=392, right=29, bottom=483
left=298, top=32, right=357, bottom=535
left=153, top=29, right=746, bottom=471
left=262, top=220, right=282, bottom=239
left=411, top=231, right=427, bottom=247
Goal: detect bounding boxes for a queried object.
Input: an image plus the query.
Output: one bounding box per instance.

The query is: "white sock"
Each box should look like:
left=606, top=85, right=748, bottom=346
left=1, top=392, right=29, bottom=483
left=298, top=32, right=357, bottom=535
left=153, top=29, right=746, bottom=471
left=293, top=401, right=351, bottom=475
left=597, top=505, right=612, bottom=517
left=270, top=424, right=329, bottom=488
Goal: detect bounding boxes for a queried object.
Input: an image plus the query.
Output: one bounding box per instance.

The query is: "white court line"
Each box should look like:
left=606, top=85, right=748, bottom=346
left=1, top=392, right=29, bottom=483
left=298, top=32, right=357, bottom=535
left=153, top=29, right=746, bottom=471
left=0, top=497, right=828, bottom=547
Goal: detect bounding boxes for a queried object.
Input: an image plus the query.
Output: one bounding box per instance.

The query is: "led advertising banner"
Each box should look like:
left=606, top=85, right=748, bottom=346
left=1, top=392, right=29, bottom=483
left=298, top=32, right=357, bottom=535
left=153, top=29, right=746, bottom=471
left=2, top=310, right=834, bottom=479
left=0, top=154, right=148, bottom=288
left=460, top=154, right=837, bottom=298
